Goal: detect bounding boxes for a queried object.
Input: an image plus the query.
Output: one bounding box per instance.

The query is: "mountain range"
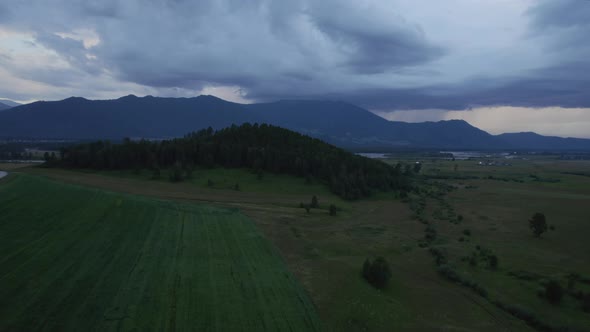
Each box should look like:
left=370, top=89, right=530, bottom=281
left=0, top=95, right=588, bottom=150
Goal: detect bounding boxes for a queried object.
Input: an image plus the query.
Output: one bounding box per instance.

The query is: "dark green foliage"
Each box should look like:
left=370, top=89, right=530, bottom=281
left=469, top=255, right=478, bottom=267
left=463, top=229, right=471, bottom=236
left=413, top=162, right=422, bottom=174
left=329, top=204, right=337, bottom=216
left=583, top=294, right=590, bottom=313
left=429, top=247, right=448, bottom=266
left=549, top=224, right=555, bottom=231
left=488, top=255, right=499, bottom=269
left=437, top=265, right=489, bottom=299
left=311, top=195, right=319, bottom=208
left=545, top=280, right=564, bottom=304
left=299, top=202, right=304, bottom=208
left=457, top=214, right=463, bottom=222
left=362, top=259, right=371, bottom=280
left=362, top=257, right=392, bottom=289
left=168, top=164, right=183, bottom=182
left=207, top=179, right=214, bottom=187
left=529, top=212, right=548, bottom=237
left=305, top=206, right=310, bottom=214
left=55, top=124, right=412, bottom=200
left=233, top=183, right=240, bottom=191
left=424, top=225, right=437, bottom=242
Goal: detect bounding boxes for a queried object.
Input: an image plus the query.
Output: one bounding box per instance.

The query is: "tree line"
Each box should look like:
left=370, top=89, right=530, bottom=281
left=53, top=123, right=414, bottom=199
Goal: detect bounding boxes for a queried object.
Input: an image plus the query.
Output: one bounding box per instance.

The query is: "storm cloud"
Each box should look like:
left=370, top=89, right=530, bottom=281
left=0, top=0, right=589, bottom=114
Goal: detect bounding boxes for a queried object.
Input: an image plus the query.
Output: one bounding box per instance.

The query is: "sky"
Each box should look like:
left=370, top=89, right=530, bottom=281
left=0, top=0, right=589, bottom=137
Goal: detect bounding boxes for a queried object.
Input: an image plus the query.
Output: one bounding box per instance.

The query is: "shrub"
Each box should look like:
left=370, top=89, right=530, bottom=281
left=329, top=204, right=337, bottom=216
left=233, top=183, right=240, bottom=191
left=362, top=257, right=392, bottom=289
left=424, top=225, right=437, bottom=242
left=207, top=179, right=214, bottom=187
left=529, top=212, right=548, bottom=237
left=488, top=255, right=498, bottom=269
left=545, top=280, right=564, bottom=304
left=463, top=229, right=471, bottom=236
left=311, top=195, right=319, bottom=208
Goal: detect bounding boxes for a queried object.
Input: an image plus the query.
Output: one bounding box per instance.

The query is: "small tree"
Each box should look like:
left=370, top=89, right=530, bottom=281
left=329, top=204, right=337, bottom=216
left=310, top=195, right=319, bottom=208
left=545, top=280, right=563, bottom=304
left=362, top=257, right=392, bottom=289
left=488, top=255, right=498, bottom=270
left=413, top=162, right=422, bottom=174
left=529, top=212, right=547, bottom=237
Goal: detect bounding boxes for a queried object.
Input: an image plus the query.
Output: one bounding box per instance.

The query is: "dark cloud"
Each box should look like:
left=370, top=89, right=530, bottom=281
left=0, top=0, right=588, bottom=112
left=0, top=0, right=445, bottom=101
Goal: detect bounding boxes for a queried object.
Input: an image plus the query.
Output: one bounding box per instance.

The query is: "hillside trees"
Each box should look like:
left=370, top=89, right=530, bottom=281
left=56, top=123, right=413, bottom=200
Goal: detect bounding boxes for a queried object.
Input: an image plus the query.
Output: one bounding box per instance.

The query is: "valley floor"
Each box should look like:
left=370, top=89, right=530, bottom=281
left=2, top=157, right=589, bottom=331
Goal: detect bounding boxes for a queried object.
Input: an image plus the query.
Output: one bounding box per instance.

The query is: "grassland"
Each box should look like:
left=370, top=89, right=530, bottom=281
left=0, top=175, right=320, bottom=331
left=14, top=166, right=533, bottom=331
left=395, top=156, right=590, bottom=331
left=4, top=155, right=590, bottom=331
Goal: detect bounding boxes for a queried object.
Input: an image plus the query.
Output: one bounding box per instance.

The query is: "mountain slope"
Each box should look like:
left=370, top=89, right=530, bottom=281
left=0, top=95, right=588, bottom=150
left=0, top=95, right=259, bottom=139
left=0, top=102, right=11, bottom=111
left=0, top=99, right=21, bottom=107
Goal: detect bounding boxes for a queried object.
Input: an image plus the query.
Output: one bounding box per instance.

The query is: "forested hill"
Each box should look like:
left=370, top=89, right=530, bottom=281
left=54, top=124, right=413, bottom=200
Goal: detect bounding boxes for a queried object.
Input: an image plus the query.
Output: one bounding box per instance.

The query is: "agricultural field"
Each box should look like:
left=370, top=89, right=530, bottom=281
left=0, top=174, right=320, bottom=331
left=4, top=155, right=590, bottom=331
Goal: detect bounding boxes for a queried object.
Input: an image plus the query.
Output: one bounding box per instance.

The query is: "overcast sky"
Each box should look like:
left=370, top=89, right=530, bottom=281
left=0, top=0, right=589, bottom=137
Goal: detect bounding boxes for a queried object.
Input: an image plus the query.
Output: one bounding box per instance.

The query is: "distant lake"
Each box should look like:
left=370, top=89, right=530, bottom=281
left=0, top=171, right=7, bottom=179
left=441, top=151, right=511, bottom=160
left=356, top=153, right=388, bottom=159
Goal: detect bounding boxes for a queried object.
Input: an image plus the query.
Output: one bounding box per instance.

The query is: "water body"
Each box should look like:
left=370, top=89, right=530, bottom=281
left=0, top=171, right=7, bottom=179
left=356, top=153, right=389, bottom=159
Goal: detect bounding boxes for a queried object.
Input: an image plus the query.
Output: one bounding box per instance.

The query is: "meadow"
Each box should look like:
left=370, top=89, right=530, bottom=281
left=0, top=174, right=320, bottom=331
left=3, top=154, right=590, bottom=331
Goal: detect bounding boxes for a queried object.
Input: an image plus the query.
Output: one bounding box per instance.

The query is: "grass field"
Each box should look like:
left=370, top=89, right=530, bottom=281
left=0, top=175, right=320, bottom=331
left=5, top=156, right=590, bottom=331
left=13, top=166, right=533, bottom=331
left=397, top=157, right=590, bottom=331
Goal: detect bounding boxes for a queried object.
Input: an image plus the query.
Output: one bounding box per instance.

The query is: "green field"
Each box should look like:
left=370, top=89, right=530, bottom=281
left=5, top=156, right=590, bottom=331
left=0, top=175, right=320, bottom=331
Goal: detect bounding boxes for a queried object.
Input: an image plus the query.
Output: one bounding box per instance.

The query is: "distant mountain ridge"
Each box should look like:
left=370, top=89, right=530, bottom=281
left=0, top=99, right=21, bottom=107
left=0, top=95, right=588, bottom=150
left=0, top=102, right=11, bottom=111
